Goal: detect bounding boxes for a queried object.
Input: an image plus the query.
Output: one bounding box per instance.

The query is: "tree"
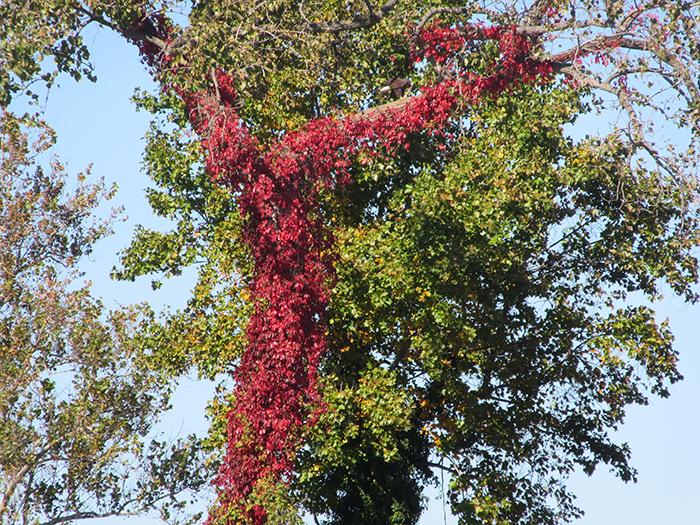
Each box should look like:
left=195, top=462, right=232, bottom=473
left=0, top=111, right=209, bottom=525
left=2, top=1, right=700, bottom=525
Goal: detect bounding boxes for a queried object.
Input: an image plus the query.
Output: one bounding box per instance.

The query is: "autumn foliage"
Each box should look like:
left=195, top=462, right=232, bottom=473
left=130, top=17, right=556, bottom=524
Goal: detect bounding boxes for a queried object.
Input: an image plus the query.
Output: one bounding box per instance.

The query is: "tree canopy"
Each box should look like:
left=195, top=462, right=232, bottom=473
left=0, top=111, right=208, bottom=525
left=2, top=1, right=700, bottom=525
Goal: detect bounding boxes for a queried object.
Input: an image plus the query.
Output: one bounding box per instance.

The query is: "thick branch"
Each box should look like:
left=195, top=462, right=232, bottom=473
left=72, top=5, right=167, bottom=50
left=41, top=511, right=102, bottom=525
left=427, top=461, right=459, bottom=475
left=413, top=6, right=472, bottom=34
left=551, top=32, right=700, bottom=133
left=516, top=19, right=606, bottom=38
left=615, top=0, right=663, bottom=33
left=303, top=0, right=400, bottom=33
left=0, top=464, right=32, bottom=521
left=72, top=3, right=195, bottom=58
left=0, top=438, right=60, bottom=523
left=357, top=95, right=413, bottom=121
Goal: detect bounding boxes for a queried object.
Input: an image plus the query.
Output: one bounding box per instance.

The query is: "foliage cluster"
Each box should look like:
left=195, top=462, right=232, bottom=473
left=0, top=111, right=208, bottom=525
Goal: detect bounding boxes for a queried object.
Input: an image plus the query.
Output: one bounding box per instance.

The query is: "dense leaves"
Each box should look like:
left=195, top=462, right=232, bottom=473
left=321, top=84, right=693, bottom=524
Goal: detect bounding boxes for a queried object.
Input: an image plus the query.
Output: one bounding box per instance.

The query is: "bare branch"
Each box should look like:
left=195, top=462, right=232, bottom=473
left=413, top=6, right=471, bottom=35
left=615, top=0, right=662, bottom=33
left=427, top=461, right=459, bottom=475
left=516, top=18, right=606, bottom=38
left=72, top=4, right=196, bottom=59
left=72, top=5, right=167, bottom=50
left=40, top=511, right=101, bottom=525
left=559, top=64, right=689, bottom=181
left=303, top=0, right=400, bottom=33
left=0, top=464, right=32, bottom=521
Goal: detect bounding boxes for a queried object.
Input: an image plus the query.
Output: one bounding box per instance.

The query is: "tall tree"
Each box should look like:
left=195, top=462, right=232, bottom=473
left=0, top=111, right=208, bottom=525
left=2, top=1, right=700, bottom=524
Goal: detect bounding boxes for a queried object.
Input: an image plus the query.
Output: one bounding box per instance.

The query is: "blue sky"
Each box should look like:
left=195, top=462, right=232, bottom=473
left=14, top=25, right=700, bottom=525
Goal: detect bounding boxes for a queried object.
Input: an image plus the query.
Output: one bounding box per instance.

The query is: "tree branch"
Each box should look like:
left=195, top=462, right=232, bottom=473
left=72, top=3, right=195, bottom=59
left=558, top=64, right=687, bottom=181
left=303, top=0, right=400, bottom=33
left=71, top=5, right=166, bottom=50
left=0, top=463, right=31, bottom=522
left=413, top=6, right=471, bottom=35
left=427, top=460, right=459, bottom=475
left=357, top=94, right=413, bottom=121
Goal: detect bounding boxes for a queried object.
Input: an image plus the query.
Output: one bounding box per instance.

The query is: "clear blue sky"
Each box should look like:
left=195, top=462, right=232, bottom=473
left=14, top=25, right=700, bottom=525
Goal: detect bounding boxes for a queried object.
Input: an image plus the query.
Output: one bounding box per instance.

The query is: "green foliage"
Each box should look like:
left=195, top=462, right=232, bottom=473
left=113, top=89, right=252, bottom=381
left=0, top=111, right=209, bottom=525
left=298, top=367, right=430, bottom=525
left=322, top=82, right=695, bottom=524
